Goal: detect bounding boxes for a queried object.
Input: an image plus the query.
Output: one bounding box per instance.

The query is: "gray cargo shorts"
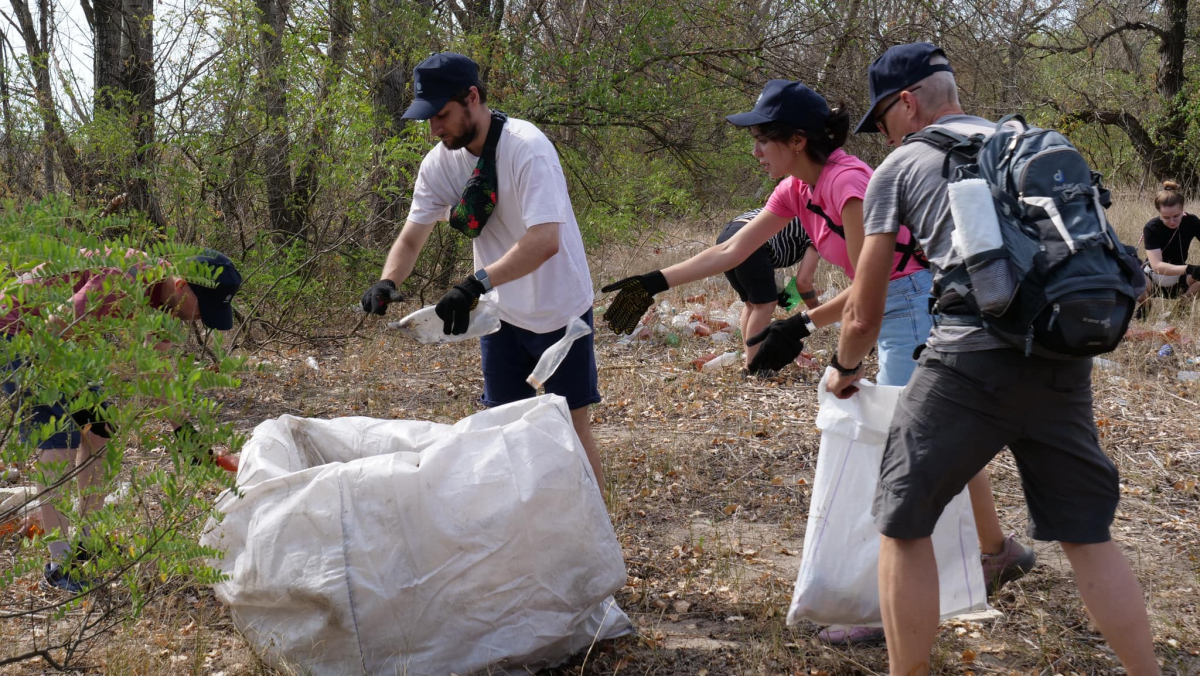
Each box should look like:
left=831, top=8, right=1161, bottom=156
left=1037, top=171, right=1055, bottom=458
left=872, top=347, right=1119, bottom=544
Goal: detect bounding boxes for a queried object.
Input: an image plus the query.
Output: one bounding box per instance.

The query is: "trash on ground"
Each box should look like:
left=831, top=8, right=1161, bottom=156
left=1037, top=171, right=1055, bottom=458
left=702, top=352, right=740, bottom=371
left=305, top=356, right=320, bottom=371
left=104, top=481, right=132, bottom=506
left=1178, top=371, right=1200, bottom=382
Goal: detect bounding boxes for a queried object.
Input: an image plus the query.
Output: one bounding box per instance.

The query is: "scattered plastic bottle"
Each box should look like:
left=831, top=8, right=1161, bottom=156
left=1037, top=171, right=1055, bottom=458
left=1158, top=344, right=1175, bottom=358
left=1178, top=371, right=1200, bottom=382
left=702, top=351, right=740, bottom=372
left=1093, top=357, right=1119, bottom=371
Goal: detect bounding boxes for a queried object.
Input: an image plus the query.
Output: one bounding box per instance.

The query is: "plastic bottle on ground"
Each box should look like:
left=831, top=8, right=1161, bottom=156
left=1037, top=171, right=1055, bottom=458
left=1158, top=344, right=1175, bottom=358
left=1178, top=371, right=1200, bottom=382
left=702, top=351, right=740, bottom=372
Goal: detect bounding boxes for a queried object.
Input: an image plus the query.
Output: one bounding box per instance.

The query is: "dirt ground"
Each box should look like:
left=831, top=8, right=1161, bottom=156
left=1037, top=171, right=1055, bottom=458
left=4, top=221, right=1200, bottom=675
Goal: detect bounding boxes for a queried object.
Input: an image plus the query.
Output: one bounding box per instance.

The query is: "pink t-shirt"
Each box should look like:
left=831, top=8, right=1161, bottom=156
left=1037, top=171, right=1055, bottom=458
left=0, top=249, right=166, bottom=336
left=764, top=148, right=926, bottom=281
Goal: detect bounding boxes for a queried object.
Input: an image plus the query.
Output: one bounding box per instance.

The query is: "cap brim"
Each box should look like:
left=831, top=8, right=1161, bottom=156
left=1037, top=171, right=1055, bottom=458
left=854, top=103, right=882, bottom=134
left=725, top=111, right=775, bottom=127
left=194, top=292, right=234, bottom=331
left=401, top=97, right=450, bottom=121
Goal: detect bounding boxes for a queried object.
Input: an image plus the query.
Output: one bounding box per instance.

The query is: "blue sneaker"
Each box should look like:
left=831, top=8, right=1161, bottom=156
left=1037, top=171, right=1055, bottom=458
left=42, top=563, right=89, bottom=594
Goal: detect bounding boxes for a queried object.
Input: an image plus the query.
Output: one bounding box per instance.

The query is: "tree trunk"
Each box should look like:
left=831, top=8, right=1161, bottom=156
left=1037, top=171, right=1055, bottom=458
left=92, top=0, right=123, bottom=110
left=291, top=0, right=353, bottom=236
left=0, top=34, right=16, bottom=191
left=11, top=0, right=84, bottom=192
left=365, top=0, right=433, bottom=244
left=124, top=0, right=164, bottom=226
left=256, top=0, right=303, bottom=242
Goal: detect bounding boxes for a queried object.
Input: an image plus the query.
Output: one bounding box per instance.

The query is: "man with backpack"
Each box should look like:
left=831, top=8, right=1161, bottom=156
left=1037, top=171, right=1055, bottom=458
left=827, top=42, right=1157, bottom=675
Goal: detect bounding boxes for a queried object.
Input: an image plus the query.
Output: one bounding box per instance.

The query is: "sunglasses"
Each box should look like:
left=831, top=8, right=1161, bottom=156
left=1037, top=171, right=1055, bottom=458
left=875, top=85, right=922, bottom=135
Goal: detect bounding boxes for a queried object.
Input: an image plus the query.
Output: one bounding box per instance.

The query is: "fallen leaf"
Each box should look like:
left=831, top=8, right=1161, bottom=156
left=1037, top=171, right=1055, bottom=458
left=962, top=649, right=977, bottom=663
left=771, top=476, right=784, bottom=486
left=673, top=600, right=691, bottom=613
left=723, top=504, right=739, bottom=516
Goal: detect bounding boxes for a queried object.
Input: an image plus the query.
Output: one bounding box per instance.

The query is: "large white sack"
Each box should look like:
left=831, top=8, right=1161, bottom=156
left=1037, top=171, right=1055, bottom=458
left=787, top=373, right=988, bottom=627
left=201, top=394, right=631, bottom=675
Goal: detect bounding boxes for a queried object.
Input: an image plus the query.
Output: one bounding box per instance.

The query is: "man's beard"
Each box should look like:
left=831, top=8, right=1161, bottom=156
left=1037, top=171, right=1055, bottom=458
left=441, top=119, right=479, bottom=151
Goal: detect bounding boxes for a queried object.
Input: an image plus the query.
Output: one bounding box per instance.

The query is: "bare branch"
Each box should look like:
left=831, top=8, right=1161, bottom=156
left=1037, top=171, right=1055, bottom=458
left=1029, top=20, right=1167, bottom=55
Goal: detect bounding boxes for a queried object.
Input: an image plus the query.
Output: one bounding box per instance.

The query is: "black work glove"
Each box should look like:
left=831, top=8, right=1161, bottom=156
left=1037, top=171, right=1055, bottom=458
left=745, top=313, right=813, bottom=374
left=361, top=279, right=404, bottom=316
left=435, top=275, right=486, bottom=335
left=1187, top=264, right=1200, bottom=282
left=599, top=271, right=669, bottom=335
left=174, top=421, right=212, bottom=466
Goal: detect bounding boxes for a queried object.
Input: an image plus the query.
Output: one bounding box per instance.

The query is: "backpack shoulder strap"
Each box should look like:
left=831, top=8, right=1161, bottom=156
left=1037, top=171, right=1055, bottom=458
left=807, top=200, right=930, bottom=272
left=904, top=128, right=985, bottom=179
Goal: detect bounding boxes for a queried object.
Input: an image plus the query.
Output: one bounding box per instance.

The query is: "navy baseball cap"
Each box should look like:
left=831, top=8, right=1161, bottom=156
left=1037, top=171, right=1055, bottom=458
left=855, top=42, right=954, bottom=134
left=402, top=53, right=481, bottom=120
left=185, top=250, right=242, bottom=331
left=726, top=80, right=830, bottom=135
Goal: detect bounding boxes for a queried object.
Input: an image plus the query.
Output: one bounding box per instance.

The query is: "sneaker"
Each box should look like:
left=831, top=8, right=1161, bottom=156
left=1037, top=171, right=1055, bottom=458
left=981, top=534, right=1037, bottom=596
left=42, top=563, right=89, bottom=594
left=817, top=625, right=885, bottom=645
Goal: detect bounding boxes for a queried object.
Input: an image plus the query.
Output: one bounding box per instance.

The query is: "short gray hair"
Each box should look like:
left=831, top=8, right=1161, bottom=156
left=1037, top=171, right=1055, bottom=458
left=912, top=55, right=959, bottom=110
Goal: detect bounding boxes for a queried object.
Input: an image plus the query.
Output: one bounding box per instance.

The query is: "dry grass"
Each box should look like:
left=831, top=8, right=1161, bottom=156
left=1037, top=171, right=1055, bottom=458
left=3, top=193, right=1200, bottom=675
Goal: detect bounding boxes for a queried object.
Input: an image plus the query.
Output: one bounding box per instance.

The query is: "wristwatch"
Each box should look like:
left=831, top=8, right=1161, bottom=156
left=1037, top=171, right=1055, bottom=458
left=830, top=350, right=863, bottom=377
left=473, top=268, right=493, bottom=292
left=798, top=311, right=816, bottom=335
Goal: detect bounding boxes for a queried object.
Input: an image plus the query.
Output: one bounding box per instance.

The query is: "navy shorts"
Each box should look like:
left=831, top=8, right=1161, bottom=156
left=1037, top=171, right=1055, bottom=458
left=480, top=309, right=601, bottom=410
left=715, top=221, right=778, bottom=304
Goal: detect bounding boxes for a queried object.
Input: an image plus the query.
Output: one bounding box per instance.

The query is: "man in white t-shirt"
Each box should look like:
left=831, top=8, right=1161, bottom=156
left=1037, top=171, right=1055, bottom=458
left=361, top=52, right=604, bottom=486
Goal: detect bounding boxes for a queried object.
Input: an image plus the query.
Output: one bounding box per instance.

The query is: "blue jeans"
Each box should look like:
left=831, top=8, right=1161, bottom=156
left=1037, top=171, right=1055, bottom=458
left=876, top=269, right=934, bottom=387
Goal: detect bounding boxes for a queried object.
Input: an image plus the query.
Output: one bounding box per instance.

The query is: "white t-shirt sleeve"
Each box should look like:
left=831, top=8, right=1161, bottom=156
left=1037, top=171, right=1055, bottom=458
left=515, top=152, right=571, bottom=229
left=407, top=153, right=453, bottom=225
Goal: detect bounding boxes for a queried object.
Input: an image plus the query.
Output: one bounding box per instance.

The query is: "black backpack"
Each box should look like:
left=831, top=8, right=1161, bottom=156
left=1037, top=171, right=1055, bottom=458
left=906, top=115, right=1145, bottom=358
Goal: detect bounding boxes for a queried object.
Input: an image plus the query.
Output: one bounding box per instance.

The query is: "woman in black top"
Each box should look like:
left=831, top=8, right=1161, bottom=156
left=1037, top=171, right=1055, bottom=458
left=1144, top=181, right=1200, bottom=299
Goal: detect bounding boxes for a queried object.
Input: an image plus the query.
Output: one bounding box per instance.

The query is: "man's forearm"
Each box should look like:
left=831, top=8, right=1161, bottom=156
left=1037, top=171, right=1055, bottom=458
left=483, top=222, right=560, bottom=287
left=381, top=221, right=435, bottom=285
left=835, top=233, right=897, bottom=366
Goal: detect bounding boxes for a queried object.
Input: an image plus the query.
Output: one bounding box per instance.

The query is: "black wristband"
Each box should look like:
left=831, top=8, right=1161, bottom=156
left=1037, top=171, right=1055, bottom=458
left=799, top=289, right=818, bottom=300
left=830, top=350, right=863, bottom=376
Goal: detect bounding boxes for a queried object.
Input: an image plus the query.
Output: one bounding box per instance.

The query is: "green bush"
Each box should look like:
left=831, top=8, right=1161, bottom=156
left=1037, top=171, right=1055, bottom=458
left=0, top=196, right=243, bottom=669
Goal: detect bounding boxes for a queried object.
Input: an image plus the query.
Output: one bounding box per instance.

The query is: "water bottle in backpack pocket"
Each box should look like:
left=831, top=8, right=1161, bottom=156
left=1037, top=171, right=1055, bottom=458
left=910, top=116, right=1145, bottom=358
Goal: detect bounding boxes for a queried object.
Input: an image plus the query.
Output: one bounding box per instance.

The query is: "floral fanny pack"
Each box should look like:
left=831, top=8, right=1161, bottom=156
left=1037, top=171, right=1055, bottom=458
left=449, top=111, right=508, bottom=239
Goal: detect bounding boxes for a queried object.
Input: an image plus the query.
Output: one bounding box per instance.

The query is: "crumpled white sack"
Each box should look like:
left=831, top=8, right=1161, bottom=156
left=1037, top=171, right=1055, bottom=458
left=201, top=394, right=630, bottom=675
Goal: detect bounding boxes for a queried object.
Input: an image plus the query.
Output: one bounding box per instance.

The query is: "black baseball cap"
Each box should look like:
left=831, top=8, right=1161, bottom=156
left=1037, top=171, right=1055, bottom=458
left=855, top=42, right=954, bottom=134
left=725, top=80, right=830, bottom=135
left=402, top=52, right=481, bottom=121
left=185, top=250, right=242, bottom=331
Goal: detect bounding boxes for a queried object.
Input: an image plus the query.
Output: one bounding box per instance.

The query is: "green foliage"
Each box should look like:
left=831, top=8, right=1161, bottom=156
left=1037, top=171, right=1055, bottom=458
left=0, top=197, right=244, bottom=664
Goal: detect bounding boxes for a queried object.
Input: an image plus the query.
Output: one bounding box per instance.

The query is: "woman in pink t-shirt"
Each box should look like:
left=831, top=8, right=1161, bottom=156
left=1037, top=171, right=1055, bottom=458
left=601, top=80, right=933, bottom=385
